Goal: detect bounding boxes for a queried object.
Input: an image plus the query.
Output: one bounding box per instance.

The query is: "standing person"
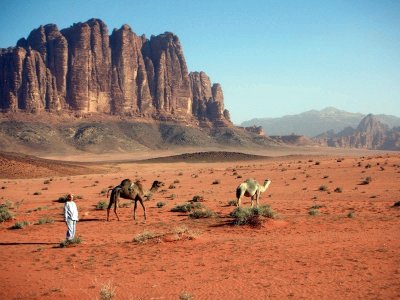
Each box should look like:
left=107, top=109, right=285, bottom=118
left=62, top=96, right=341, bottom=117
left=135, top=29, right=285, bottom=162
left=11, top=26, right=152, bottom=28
left=64, top=193, right=79, bottom=242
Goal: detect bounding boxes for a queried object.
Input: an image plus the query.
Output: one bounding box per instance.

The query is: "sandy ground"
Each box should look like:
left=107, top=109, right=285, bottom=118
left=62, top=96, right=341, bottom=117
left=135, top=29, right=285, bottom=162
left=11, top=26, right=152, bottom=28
left=0, top=150, right=399, bottom=299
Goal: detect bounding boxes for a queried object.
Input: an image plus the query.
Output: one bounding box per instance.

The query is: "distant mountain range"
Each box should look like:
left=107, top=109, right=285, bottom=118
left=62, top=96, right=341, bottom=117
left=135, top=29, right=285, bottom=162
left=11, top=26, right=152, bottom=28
left=241, top=107, right=400, bottom=137
left=314, top=114, right=400, bottom=150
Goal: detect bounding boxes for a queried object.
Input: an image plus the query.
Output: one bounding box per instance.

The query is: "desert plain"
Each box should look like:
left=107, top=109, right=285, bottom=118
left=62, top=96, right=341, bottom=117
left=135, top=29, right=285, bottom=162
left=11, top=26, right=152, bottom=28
left=0, top=148, right=399, bottom=299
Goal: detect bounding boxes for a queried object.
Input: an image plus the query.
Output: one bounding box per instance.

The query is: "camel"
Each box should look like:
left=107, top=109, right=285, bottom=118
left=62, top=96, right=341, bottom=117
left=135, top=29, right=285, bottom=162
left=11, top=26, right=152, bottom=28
left=106, top=179, right=165, bottom=221
left=236, top=178, right=272, bottom=207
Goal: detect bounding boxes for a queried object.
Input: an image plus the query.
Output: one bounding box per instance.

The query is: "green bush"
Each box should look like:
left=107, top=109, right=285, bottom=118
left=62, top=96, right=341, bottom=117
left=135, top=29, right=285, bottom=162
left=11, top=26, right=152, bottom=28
left=309, top=208, right=319, bottom=216
left=230, top=205, right=276, bottom=226
left=0, top=205, right=13, bottom=222
left=171, top=202, right=203, bottom=213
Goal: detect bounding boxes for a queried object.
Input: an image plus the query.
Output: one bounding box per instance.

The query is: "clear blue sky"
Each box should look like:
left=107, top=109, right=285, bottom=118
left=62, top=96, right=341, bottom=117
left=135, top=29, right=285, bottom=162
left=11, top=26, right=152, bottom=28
left=1, top=0, right=399, bottom=124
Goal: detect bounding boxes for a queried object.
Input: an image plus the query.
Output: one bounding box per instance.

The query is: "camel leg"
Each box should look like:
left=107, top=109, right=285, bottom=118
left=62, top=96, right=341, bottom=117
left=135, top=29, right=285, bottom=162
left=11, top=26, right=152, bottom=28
left=237, top=196, right=241, bottom=207
left=138, top=198, right=146, bottom=220
left=255, top=191, right=261, bottom=207
left=251, top=195, right=255, bottom=207
left=133, top=200, right=137, bottom=220
left=113, top=202, right=120, bottom=221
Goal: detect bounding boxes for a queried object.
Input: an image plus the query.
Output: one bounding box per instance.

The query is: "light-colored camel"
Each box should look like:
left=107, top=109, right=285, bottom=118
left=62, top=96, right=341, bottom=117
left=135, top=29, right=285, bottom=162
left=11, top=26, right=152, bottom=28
left=236, top=178, right=272, bottom=207
left=107, top=179, right=164, bottom=221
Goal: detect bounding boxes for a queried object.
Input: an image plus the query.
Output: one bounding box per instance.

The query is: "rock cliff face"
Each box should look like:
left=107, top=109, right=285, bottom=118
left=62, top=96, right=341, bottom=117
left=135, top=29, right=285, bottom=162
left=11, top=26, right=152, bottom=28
left=0, top=19, right=230, bottom=126
left=315, top=114, right=400, bottom=150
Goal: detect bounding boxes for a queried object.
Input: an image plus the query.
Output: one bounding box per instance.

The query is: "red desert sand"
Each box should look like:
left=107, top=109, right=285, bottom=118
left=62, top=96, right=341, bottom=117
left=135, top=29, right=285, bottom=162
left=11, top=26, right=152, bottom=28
left=0, top=150, right=399, bottom=299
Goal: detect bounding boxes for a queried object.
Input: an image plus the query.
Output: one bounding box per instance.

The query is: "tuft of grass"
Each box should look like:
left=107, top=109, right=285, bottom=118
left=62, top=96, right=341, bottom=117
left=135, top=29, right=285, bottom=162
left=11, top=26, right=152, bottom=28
left=133, top=231, right=159, bottom=244
left=168, top=184, right=176, bottom=189
left=156, top=201, right=166, bottom=208
left=179, top=291, right=193, bottom=300
left=96, top=201, right=108, bottom=210
left=0, top=205, right=14, bottom=222
left=59, top=236, right=82, bottom=248
left=173, top=226, right=199, bottom=240
left=33, top=191, right=42, bottom=196
left=309, top=208, right=319, bottom=216
left=347, top=211, right=355, bottom=218
left=37, top=216, right=54, bottom=225
left=227, top=199, right=237, bottom=206
left=230, top=205, right=276, bottom=227
left=319, top=185, right=328, bottom=191
left=212, top=179, right=221, bottom=185
left=334, top=187, right=343, bottom=193
left=11, top=220, right=30, bottom=229
left=362, top=176, right=372, bottom=185
left=189, top=207, right=215, bottom=219
left=191, top=195, right=204, bottom=202
left=99, top=281, right=116, bottom=300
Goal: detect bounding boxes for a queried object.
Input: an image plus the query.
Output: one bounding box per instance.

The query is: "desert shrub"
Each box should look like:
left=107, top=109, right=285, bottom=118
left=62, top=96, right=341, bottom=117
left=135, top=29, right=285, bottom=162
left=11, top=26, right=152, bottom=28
left=362, top=176, right=372, bottom=185
left=11, top=220, right=30, bottom=229
left=319, top=185, right=328, bottom=191
left=59, top=236, right=82, bottom=248
left=315, top=161, right=320, bottom=165
left=173, top=226, right=199, bottom=240
left=171, top=202, right=203, bottom=213
left=100, top=188, right=108, bottom=195
left=334, top=187, right=343, bottom=193
left=173, top=179, right=180, bottom=184
left=33, top=191, right=41, bottom=196
left=309, top=208, right=319, bottom=216
left=393, top=201, right=400, bottom=207
left=230, top=205, right=276, bottom=226
left=133, top=231, right=159, bottom=244
left=212, top=179, right=220, bottom=185
left=228, top=199, right=237, bottom=206
left=43, top=179, right=51, bottom=184
left=37, top=216, right=54, bottom=225
left=169, top=194, right=176, bottom=200
left=191, top=195, right=204, bottom=202
left=156, top=201, right=166, bottom=208
left=100, top=281, right=116, bottom=300
left=365, top=164, right=372, bottom=169
left=179, top=291, right=193, bottom=300
left=311, top=204, right=324, bottom=209
left=169, top=184, right=176, bottom=189
left=96, top=201, right=108, bottom=210
left=347, top=211, right=355, bottom=218
left=0, top=205, right=14, bottom=222
left=189, top=208, right=215, bottom=219
left=4, top=200, right=14, bottom=209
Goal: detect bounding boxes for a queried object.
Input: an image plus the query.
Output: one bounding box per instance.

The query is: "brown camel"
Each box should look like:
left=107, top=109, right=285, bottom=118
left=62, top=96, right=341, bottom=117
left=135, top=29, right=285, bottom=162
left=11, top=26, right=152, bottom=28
left=106, top=179, right=164, bottom=221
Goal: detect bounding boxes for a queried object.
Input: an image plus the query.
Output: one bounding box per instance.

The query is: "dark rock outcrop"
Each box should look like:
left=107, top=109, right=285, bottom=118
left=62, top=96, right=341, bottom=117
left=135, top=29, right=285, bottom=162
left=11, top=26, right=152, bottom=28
left=0, top=19, right=231, bottom=126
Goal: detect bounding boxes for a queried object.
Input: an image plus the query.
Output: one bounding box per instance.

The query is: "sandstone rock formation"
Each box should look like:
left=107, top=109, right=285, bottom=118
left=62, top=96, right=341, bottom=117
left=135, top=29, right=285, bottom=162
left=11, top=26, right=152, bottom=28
left=0, top=19, right=231, bottom=126
left=315, top=114, right=400, bottom=150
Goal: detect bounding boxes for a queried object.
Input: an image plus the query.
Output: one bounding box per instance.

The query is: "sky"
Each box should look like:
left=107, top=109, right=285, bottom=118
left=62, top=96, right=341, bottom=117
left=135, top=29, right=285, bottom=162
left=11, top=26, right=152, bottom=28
left=0, top=0, right=399, bottom=124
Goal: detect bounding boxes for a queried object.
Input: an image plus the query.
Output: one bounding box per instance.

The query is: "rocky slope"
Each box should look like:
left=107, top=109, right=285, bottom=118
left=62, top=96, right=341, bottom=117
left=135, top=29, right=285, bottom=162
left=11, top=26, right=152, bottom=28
left=0, top=19, right=230, bottom=126
left=314, top=114, right=400, bottom=150
left=0, top=115, right=279, bottom=155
